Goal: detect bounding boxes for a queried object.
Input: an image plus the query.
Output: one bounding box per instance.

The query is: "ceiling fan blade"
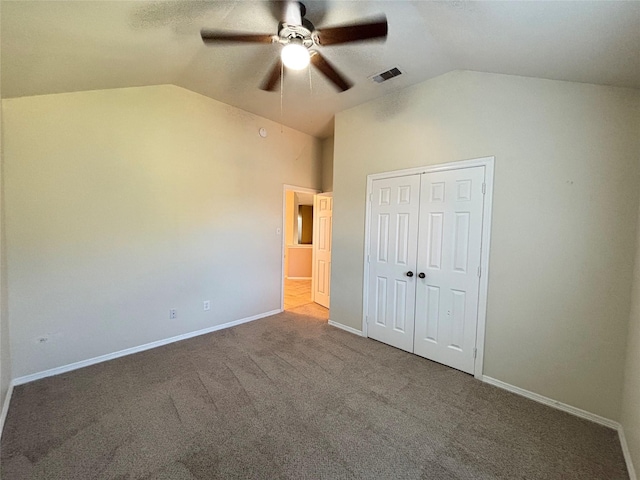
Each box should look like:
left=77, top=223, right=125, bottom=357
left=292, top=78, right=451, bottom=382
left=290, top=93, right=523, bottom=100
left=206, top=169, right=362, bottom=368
left=260, top=59, right=284, bottom=91
left=201, top=30, right=275, bottom=44
left=310, top=52, right=352, bottom=92
left=315, top=17, right=387, bottom=46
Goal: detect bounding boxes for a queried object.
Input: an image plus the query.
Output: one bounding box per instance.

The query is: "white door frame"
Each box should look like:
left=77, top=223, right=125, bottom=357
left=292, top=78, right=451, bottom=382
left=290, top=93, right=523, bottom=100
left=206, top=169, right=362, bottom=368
left=362, top=156, right=495, bottom=379
left=281, top=184, right=321, bottom=312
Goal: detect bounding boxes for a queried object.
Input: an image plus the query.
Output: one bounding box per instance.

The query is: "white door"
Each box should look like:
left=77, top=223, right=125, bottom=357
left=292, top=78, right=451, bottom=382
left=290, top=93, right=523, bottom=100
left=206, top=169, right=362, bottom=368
left=313, top=193, right=332, bottom=308
left=413, top=166, right=485, bottom=374
left=367, top=175, right=421, bottom=352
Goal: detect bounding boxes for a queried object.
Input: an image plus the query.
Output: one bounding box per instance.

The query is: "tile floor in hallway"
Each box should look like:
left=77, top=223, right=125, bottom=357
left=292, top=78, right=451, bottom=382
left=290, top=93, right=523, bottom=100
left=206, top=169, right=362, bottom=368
left=284, top=278, right=312, bottom=310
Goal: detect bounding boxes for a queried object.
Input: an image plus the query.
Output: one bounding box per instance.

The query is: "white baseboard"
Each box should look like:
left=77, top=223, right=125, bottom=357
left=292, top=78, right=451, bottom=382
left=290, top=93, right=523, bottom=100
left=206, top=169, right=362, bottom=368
left=0, top=382, right=14, bottom=441
left=328, top=319, right=364, bottom=336
left=618, top=425, right=637, bottom=480
left=13, top=309, right=282, bottom=386
left=482, top=376, right=618, bottom=429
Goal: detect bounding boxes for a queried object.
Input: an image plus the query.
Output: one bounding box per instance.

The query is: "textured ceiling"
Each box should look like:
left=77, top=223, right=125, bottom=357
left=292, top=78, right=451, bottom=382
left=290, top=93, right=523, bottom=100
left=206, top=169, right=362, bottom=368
left=2, top=1, right=639, bottom=138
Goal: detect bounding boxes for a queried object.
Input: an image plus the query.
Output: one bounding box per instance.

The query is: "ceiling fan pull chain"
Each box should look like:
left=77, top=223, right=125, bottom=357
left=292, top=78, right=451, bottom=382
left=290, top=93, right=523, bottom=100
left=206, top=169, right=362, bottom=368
left=308, top=64, right=313, bottom=95
left=280, top=60, right=284, bottom=134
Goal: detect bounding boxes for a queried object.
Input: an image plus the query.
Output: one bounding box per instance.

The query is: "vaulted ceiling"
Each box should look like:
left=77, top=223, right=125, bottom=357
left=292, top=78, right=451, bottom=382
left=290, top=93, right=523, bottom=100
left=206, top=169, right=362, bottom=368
left=2, top=1, right=639, bottom=138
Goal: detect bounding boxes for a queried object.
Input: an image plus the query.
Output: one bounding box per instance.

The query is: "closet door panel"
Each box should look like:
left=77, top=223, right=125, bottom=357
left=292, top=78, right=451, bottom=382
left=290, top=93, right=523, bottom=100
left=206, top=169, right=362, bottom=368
left=367, top=175, right=421, bottom=352
left=414, top=167, right=485, bottom=374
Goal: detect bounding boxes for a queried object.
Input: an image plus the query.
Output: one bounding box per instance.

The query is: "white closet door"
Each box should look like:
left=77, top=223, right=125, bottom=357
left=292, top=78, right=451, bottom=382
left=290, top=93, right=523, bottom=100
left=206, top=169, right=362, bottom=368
left=413, top=166, right=485, bottom=374
left=367, top=175, right=421, bottom=352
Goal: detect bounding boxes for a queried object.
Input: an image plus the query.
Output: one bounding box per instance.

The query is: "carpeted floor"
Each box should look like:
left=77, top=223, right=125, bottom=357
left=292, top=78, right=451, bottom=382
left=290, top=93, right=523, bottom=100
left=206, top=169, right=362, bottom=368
left=1, top=304, right=629, bottom=479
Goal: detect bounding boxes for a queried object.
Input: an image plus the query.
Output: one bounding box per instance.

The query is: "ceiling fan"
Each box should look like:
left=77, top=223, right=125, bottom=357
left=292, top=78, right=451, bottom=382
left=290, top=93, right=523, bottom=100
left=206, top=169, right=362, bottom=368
left=200, top=1, right=388, bottom=92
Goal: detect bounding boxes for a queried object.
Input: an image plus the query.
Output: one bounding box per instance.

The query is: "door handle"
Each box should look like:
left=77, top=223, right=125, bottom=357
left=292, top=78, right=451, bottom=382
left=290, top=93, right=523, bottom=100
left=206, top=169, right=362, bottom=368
left=406, top=271, right=414, bottom=277
left=418, top=272, right=425, bottom=279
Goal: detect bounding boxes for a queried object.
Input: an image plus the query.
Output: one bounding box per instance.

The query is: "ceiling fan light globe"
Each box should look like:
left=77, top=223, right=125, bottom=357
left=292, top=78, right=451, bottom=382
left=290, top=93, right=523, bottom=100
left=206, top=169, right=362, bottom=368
left=281, top=43, right=310, bottom=70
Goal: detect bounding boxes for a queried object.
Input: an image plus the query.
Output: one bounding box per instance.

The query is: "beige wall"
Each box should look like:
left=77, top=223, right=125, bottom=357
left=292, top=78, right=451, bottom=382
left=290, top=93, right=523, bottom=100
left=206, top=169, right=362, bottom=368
left=331, top=70, right=640, bottom=420
left=0, top=0, right=13, bottom=422
left=621, top=187, right=640, bottom=475
left=286, top=246, right=312, bottom=278
left=321, top=136, right=334, bottom=192
left=3, top=85, right=321, bottom=378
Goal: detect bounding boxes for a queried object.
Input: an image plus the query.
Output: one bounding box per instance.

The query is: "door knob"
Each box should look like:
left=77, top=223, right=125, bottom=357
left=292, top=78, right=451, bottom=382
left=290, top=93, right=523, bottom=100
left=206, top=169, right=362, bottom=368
left=406, top=271, right=414, bottom=277
left=418, top=273, right=425, bottom=279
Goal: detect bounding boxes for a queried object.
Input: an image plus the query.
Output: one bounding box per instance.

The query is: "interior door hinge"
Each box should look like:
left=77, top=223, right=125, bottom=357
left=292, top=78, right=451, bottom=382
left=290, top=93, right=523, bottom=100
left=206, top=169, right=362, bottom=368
left=477, top=266, right=481, bottom=278
left=367, top=254, right=370, bottom=263
left=482, top=183, right=486, bottom=195
left=473, top=348, right=477, bottom=359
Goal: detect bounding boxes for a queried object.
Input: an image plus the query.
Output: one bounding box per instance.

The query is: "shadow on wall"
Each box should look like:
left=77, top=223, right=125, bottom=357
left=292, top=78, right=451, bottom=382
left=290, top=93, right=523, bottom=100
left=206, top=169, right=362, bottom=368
left=371, top=86, right=412, bottom=122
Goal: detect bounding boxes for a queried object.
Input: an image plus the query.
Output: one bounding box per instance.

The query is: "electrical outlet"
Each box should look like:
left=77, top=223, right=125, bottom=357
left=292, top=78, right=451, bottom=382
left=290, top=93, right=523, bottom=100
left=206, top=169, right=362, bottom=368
left=203, top=301, right=211, bottom=311
left=169, top=309, right=177, bottom=319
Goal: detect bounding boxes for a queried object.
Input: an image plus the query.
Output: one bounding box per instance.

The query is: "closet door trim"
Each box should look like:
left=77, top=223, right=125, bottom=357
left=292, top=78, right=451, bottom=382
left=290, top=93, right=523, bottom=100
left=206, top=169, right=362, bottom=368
left=362, top=156, right=495, bottom=379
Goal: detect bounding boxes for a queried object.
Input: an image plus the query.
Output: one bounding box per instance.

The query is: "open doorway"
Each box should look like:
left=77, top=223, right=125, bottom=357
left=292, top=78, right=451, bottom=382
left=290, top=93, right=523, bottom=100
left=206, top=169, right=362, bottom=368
left=282, top=186, right=319, bottom=311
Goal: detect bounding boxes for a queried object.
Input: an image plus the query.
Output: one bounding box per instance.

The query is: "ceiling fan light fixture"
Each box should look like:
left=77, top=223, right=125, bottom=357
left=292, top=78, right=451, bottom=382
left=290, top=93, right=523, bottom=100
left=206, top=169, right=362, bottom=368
left=201, top=3, right=388, bottom=92
left=281, top=39, right=310, bottom=70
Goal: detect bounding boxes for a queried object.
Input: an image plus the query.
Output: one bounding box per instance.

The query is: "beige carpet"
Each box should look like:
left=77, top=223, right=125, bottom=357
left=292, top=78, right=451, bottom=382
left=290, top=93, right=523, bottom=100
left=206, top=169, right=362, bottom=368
left=1, top=305, right=629, bottom=479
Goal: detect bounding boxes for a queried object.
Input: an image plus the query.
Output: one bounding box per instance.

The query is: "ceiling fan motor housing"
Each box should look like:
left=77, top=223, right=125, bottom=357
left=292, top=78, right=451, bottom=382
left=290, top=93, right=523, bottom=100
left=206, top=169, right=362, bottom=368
left=277, top=19, right=316, bottom=48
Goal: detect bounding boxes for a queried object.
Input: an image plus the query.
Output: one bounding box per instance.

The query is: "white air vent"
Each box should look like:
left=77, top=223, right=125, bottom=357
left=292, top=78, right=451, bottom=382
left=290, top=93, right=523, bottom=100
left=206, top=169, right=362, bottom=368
left=370, top=67, right=403, bottom=83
